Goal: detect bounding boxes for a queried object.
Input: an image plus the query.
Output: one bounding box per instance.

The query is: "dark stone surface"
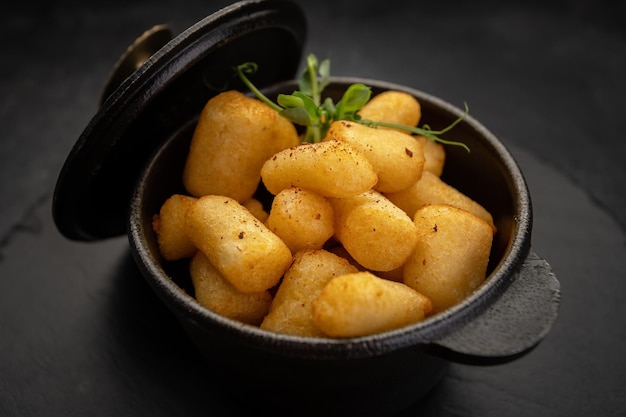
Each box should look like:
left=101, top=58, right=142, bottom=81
left=1, top=1, right=625, bottom=416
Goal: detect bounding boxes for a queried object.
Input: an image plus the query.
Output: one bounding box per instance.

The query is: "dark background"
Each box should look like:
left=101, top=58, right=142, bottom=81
left=1, top=0, right=625, bottom=416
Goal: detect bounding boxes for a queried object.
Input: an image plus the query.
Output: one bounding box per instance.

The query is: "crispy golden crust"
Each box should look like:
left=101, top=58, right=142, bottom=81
left=185, top=195, right=292, bottom=293
left=266, top=187, right=334, bottom=253
left=312, top=271, right=432, bottom=337
left=324, top=120, right=425, bottom=193
left=152, top=194, right=197, bottom=261
left=183, top=91, right=299, bottom=201
left=386, top=171, right=496, bottom=232
left=190, top=251, right=272, bottom=326
left=330, top=190, right=418, bottom=272
left=403, top=204, right=493, bottom=313
left=357, top=90, right=421, bottom=129
left=260, top=250, right=358, bottom=337
left=261, top=139, right=378, bottom=198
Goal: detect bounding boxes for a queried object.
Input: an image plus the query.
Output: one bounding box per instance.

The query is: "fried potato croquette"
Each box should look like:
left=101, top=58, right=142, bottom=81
left=260, top=250, right=358, bottom=337
left=190, top=251, right=272, bottom=326
left=185, top=195, right=292, bottom=293
left=260, top=139, right=378, bottom=198
left=324, top=120, right=425, bottom=193
left=312, top=271, right=432, bottom=337
left=415, top=135, right=446, bottom=177
left=266, top=187, right=334, bottom=253
left=357, top=90, right=421, bottom=130
left=183, top=91, right=299, bottom=201
left=403, top=204, right=493, bottom=313
left=152, top=194, right=197, bottom=261
left=330, top=189, right=418, bottom=272
left=385, top=170, right=496, bottom=232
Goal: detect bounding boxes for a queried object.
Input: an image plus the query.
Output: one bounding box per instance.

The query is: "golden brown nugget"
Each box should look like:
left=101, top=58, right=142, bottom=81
left=185, top=195, right=292, bottom=293
left=325, top=120, right=425, bottom=193
left=266, top=187, right=334, bottom=253
left=260, top=250, right=358, bottom=337
left=330, top=189, right=418, bottom=272
left=152, top=194, right=197, bottom=261
left=385, top=170, right=496, bottom=231
left=404, top=204, right=493, bottom=313
left=415, top=135, right=446, bottom=177
left=242, top=197, right=269, bottom=223
left=357, top=90, right=421, bottom=129
left=312, top=271, right=432, bottom=338
left=190, top=252, right=272, bottom=326
left=260, top=139, right=378, bottom=198
left=183, top=90, right=299, bottom=201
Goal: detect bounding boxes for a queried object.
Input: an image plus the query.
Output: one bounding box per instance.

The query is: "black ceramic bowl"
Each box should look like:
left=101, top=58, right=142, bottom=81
left=127, top=77, right=559, bottom=416
left=53, top=2, right=560, bottom=416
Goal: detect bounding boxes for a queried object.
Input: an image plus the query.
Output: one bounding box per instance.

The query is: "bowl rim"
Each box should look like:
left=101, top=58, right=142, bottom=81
left=128, top=77, right=532, bottom=360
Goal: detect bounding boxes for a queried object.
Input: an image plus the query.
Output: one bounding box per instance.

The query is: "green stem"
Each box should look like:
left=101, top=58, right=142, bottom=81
left=362, top=120, right=470, bottom=153
left=358, top=102, right=471, bottom=152
left=235, top=63, right=283, bottom=112
left=307, top=55, right=321, bottom=106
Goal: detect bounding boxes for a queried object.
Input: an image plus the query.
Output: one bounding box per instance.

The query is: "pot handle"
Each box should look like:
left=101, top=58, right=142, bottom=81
left=100, top=25, right=173, bottom=105
left=428, top=251, right=560, bottom=365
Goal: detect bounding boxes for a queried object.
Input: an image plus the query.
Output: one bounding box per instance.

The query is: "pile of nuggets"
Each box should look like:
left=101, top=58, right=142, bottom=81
left=152, top=89, right=496, bottom=338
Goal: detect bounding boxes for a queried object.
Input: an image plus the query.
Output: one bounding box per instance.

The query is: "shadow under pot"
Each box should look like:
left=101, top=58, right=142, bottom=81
left=128, top=78, right=560, bottom=417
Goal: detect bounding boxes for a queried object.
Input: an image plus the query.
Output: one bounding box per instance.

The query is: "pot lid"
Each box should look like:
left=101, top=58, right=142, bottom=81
left=53, top=0, right=307, bottom=241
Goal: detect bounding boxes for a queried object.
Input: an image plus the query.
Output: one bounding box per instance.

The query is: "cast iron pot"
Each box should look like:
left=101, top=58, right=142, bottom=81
left=128, top=78, right=559, bottom=416
left=53, top=1, right=560, bottom=416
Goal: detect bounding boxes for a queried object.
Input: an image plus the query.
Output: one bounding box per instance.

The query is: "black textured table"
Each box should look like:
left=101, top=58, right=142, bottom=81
left=2, top=1, right=625, bottom=416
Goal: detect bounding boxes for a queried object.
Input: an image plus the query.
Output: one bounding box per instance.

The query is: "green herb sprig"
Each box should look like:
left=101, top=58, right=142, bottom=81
left=235, top=54, right=469, bottom=152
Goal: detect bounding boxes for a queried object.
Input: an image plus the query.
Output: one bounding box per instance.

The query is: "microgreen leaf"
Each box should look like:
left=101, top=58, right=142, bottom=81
left=292, top=91, right=319, bottom=116
left=277, top=94, right=305, bottom=109
left=280, top=107, right=313, bottom=126
left=318, top=58, right=331, bottom=92
left=322, top=97, right=335, bottom=114
left=299, top=54, right=319, bottom=102
left=336, top=83, right=371, bottom=120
